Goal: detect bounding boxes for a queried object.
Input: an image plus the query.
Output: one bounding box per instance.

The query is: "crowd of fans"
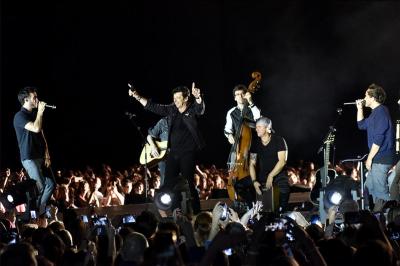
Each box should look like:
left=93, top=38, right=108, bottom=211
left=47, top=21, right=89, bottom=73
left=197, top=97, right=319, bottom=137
left=1, top=161, right=399, bottom=265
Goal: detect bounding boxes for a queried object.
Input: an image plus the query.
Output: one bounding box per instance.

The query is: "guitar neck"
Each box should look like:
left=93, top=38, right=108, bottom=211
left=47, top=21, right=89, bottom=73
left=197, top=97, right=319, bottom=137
left=322, top=144, right=331, bottom=187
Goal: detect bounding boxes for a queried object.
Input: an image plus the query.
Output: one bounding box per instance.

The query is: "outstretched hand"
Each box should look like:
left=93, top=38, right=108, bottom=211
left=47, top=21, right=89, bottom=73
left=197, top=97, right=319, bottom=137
left=128, top=83, right=140, bottom=99
left=128, top=84, right=137, bottom=97
left=192, top=82, right=201, bottom=99
left=240, top=201, right=263, bottom=226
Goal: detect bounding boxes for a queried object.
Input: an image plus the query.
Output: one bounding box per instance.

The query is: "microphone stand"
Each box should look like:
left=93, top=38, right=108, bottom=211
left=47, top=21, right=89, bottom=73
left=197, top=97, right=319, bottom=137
left=341, top=154, right=368, bottom=210
left=127, top=114, right=150, bottom=203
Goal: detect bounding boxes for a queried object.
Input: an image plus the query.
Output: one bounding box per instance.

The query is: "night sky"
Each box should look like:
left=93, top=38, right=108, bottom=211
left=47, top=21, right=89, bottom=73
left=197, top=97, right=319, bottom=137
left=2, top=1, right=400, bottom=173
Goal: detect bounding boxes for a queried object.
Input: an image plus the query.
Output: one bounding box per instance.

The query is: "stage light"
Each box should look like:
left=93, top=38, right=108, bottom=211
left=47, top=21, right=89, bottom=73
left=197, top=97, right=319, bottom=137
left=323, top=175, right=359, bottom=211
left=330, top=191, right=343, bottom=205
left=6, top=195, right=14, bottom=203
left=154, top=191, right=174, bottom=211
left=160, top=193, right=172, bottom=205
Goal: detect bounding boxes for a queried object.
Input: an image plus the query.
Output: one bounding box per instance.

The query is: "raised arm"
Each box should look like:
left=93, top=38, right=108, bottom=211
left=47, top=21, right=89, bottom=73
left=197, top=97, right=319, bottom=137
left=191, top=82, right=205, bottom=115
left=128, top=85, right=148, bottom=106
left=128, top=85, right=173, bottom=116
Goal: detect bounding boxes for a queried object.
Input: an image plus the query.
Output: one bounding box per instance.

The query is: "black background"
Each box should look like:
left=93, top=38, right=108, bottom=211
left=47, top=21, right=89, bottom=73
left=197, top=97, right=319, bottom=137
left=2, top=1, right=400, bottom=172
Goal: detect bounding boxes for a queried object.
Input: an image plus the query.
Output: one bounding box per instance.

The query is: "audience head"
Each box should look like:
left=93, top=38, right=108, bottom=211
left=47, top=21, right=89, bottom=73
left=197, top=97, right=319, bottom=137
left=120, top=232, right=149, bottom=263
left=133, top=210, right=159, bottom=239
left=0, top=242, right=38, bottom=266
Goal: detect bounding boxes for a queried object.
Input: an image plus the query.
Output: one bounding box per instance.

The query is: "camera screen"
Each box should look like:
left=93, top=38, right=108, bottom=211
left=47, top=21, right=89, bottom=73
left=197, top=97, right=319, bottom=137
left=219, top=203, right=228, bottom=220
left=286, top=231, right=295, bottom=242
left=92, top=216, right=108, bottom=226
left=223, top=248, right=232, bottom=256
left=123, top=215, right=135, bottom=224
left=99, top=216, right=108, bottom=225
left=45, top=206, right=52, bottom=219
left=391, top=232, right=400, bottom=240
left=81, top=215, right=89, bottom=223
left=8, top=231, right=18, bottom=244
left=30, top=210, right=37, bottom=219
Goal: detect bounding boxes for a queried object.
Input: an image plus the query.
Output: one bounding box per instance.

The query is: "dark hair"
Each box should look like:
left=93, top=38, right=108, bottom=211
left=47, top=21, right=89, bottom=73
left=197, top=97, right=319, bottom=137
left=233, top=84, right=247, bottom=97
left=17, top=87, right=37, bottom=105
left=121, top=177, right=132, bottom=187
left=0, top=242, right=37, bottom=266
left=367, top=83, right=386, bottom=104
left=172, top=86, right=190, bottom=99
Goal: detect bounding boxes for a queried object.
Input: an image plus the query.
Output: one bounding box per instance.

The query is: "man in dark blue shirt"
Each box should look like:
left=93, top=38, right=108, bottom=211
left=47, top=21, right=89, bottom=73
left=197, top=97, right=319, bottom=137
left=13, top=87, right=55, bottom=215
left=356, top=83, right=395, bottom=210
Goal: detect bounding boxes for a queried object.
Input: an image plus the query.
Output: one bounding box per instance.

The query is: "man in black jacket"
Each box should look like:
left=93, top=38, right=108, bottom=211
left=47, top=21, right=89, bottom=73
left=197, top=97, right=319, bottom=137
left=129, top=83, right=204, bottom=214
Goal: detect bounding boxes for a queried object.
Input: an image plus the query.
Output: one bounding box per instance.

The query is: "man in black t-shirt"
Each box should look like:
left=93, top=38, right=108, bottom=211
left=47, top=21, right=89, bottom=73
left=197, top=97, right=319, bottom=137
left=13, top=87, right=55, bottom=215
left=129, top=83, right=204, bottom=214
left=249, top=117, right=290, bottom=212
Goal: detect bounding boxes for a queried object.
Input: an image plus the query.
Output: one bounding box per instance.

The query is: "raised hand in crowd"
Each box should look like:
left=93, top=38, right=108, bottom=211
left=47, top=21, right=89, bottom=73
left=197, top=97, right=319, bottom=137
left=200, top=221, right=247, bottom=266
left=172, top=208, right=197, bottom=248
left=228, top=207, right=240, bottom=223
left=288, top=217, right=327, bottom=266
left=208, top=202, right=231, bottom=241
left=240, top=201, right=263, bottom=227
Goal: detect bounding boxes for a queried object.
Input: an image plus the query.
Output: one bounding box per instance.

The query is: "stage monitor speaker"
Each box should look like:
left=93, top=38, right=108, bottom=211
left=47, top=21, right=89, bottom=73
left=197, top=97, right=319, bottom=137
left=258, top=186, right=279, bottom=212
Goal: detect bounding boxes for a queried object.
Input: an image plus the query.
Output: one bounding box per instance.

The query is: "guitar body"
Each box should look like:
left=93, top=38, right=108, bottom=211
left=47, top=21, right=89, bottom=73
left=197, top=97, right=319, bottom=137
left=139, top=141, right=168, bottom=167
left=310, top=168, right=337, bottom=204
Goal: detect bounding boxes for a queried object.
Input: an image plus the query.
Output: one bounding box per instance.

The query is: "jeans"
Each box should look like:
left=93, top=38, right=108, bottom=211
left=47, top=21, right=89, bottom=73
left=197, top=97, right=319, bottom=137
left=158, top=160, right=166, bottom=186
left=365, top=163, right=392, bottom=201
left=22, top=159, right=55, bottom=214
left=388, top=160, right=400, bottom=201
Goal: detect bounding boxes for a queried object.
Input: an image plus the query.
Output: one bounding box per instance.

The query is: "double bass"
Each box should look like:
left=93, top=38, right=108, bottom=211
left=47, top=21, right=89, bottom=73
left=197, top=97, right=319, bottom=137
left=226, top=71, right=262, bottom=201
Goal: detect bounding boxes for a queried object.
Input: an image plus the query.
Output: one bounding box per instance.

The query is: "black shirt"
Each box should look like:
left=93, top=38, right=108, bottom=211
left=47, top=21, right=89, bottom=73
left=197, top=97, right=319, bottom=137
left=250, top=134, right=287, bottom=183
left=169, top=112, right=197, bottom=154
left=13, top=107, right=45, bottom=161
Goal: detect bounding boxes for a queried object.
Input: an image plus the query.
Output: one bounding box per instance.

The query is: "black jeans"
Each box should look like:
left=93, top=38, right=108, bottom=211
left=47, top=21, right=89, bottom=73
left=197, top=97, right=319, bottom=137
left=273, top=172, right=290, bottom=212
left=162, top=151, right=201, bottom=214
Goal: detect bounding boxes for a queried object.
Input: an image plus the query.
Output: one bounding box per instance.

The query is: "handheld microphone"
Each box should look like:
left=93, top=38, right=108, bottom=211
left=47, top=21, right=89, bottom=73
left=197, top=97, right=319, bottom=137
left=45, top=104, right=56, bottom=109
left=343, top=100, right=365, bottom=106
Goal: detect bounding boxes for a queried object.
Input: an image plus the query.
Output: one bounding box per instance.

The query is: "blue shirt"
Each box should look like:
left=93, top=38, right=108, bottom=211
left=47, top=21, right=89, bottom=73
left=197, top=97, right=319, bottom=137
left=357, top=105, right=395, bottom=164
left=13, top=107, right=46, bottom=161
left=148, top=117, right=169, bottom=141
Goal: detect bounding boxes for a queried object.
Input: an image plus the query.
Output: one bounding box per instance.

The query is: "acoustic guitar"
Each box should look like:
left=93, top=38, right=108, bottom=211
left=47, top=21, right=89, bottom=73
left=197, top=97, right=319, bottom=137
left=139, top=141, right=168, bottom=167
